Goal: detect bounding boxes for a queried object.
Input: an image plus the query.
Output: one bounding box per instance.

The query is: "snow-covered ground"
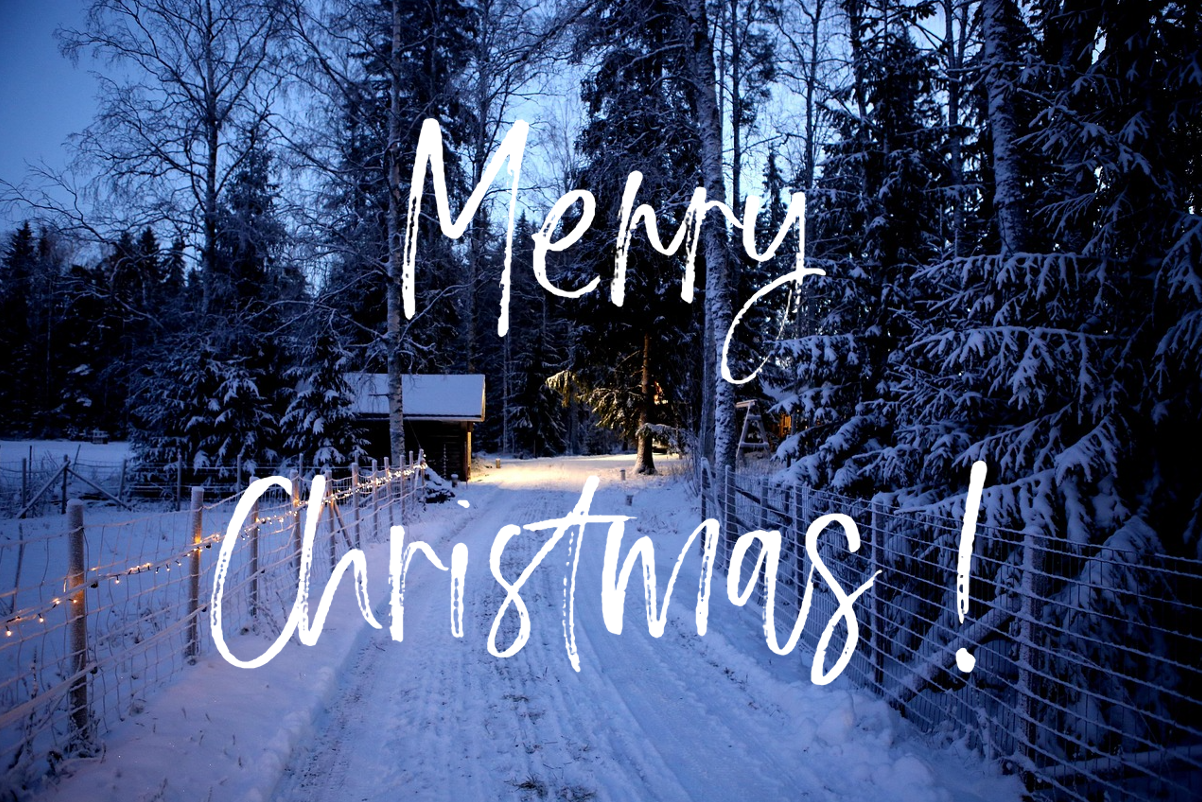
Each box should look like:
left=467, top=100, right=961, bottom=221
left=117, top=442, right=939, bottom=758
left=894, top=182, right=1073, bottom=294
left=34, top=455, right=1020, bottom=802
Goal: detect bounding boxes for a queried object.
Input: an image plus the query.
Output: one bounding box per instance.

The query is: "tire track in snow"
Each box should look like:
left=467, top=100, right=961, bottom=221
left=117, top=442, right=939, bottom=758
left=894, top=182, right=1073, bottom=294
left=539, top=496, right=815, bottom=801
left=271, top=461, right=856, bottom=801
left=272, top=479, right=566, bottom=801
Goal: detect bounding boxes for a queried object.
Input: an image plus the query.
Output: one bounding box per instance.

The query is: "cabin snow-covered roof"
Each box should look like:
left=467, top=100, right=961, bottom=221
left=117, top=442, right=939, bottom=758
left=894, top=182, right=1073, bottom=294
left=345, top=373, right=485, bottom=422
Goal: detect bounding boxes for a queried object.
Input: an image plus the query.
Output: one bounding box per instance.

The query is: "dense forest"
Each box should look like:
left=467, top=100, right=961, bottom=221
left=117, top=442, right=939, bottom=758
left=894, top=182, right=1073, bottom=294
left=0, top=0, right=1198, bottom=557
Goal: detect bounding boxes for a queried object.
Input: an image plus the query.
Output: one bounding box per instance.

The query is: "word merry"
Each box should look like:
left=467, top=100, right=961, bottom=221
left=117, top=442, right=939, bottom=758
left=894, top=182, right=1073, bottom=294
left=211, top=475, right=879, bottom=684
left=402, top=118, right=824, bottom=384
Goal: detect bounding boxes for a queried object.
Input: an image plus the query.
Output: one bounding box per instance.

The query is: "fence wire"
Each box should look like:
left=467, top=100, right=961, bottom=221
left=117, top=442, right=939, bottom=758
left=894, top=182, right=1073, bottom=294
left=702, top=464, right=1201, bottom=801
left=1, top=456, right=429, bottom=796
left=0, top=456, right=377, bottom=518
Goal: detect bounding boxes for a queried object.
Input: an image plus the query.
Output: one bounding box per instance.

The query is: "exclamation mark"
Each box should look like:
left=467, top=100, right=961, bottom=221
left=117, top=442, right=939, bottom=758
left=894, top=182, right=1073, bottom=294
left=955, top=461, right=987, bottom=673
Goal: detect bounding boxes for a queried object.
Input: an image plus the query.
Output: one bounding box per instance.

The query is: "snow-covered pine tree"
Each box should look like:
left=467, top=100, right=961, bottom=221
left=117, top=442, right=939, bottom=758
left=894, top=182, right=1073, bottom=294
left=775, top=1, right=944, bottom=495
left=129, top=144, right=295, bottom=481
left=475, top=213, right=569, bottom=457
left=315, top=0, right=391, bottom=364
left=1014, top=1, right=1199, bottom=763
left=131, top=340, right=277, bottom=480
left=0, top=224, right=38, bottom=433
left=568, top=0, right=706, bottom=474
left=208, top=147, right=297, bottom=323
left=885, top=0, right=1200, bottom=544
left=745, top=146, right=802, bottom=424
left=281, top=331, right=367, bottom=469
left=856, top=0, right=1200, bottom=764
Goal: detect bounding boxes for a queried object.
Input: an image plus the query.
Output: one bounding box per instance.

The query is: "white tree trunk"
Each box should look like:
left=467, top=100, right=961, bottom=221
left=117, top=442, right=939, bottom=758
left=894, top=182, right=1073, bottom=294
left=683, top=0, right=736, bottom=474
left=386, top=0, right=406, bottom=466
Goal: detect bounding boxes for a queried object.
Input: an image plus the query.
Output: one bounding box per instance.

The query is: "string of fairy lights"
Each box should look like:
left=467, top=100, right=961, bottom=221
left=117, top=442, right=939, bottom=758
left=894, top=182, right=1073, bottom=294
left=2, top=462, right=426, bottom=640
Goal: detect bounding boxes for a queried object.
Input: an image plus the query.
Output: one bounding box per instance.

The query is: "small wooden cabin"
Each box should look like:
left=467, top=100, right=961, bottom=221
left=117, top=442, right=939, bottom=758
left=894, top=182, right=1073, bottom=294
left=347, top=373, right=486, bottom=481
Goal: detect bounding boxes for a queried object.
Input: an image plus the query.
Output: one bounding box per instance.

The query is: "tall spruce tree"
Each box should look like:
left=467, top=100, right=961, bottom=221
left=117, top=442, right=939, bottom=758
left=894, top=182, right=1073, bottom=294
left=0, top=224, right=38, bottom=433
left=281, top=330, right=367, bottom=468
left=130, top=146, right=299, bottom=479
left=565, top=0, right=705, bottom=473
left=777, top=4, right=944, bottom=493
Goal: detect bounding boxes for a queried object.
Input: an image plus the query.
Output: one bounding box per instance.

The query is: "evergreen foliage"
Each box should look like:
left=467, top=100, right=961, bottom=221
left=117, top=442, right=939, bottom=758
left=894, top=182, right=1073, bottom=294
left=0, top=1, right=1195, bottom=786
left=0, top=0, right=1193, bottom=577
left=319, top=0, right=477, bottom=374
left=776, top=5, right=944, bottom=494
left=565, top=0, right=706, bottom=472
left=0, top=224, right=38, bottom=432
left=281, top=331, right=367, bottom=468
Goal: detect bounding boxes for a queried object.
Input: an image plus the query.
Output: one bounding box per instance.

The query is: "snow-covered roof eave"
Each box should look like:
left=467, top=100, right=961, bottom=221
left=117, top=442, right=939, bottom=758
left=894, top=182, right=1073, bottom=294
left=345, top=373, right=486, bottom=422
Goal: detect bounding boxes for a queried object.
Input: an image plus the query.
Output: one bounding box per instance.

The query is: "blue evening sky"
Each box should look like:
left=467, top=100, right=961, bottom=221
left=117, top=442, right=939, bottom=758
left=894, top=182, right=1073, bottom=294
left=0, top=0, right=95, bottom=231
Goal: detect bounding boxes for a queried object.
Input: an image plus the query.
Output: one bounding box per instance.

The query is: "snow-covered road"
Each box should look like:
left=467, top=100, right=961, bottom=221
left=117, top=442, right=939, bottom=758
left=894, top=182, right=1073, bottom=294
left=269, top=456, right=1014, bottom=802
left=34, top=455, right=1018, bottom=802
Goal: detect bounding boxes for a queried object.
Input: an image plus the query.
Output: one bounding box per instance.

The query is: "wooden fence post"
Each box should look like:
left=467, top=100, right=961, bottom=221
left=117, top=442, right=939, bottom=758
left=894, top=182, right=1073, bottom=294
left=324, top=469, right=336, bottom=570
left=791, top=485, right=803, bottom=589
left=175, top=450, right=183, bottom=512
left=249, top=491, right=260, bottom=620
left=384, top=458, right=393, bottom=529
left=290, top=471, right=302, bottom=572
left=20, top=458, right=27, bottom=510
left=66, top=500, right=91, bottom=747
left=186, top=487, right=204, bottom=661
left=61, top=455, right=69, bottom=515
left=350, top=462, right=361, bottom=548
left=754, top=476, right=769, bottom=606
left=371, top=459, right=380, bottom=526
left=759, top=477, right=770, bottom=530
left=1016, top=528, right=1045, bottom=775
left=723, top=466, right=738, bottom=566
left=869, top=502, right=885, bottom=689
left=118, top=459, right=127, bottom=503
left=402, top=452, right=411, bottom=523
left=408, top=451, right=416, bottom=522
left=416, top=450, right=425, bottom=516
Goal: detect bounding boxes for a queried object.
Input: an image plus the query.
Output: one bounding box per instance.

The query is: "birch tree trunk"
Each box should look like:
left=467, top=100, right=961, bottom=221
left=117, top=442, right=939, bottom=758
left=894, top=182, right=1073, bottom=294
left=386, top=0, right=406, bottom=466
left=60, top=0, right=283, bottom=318
left=728, top=0, right=743, bottom=213
left=682, top=0, right=736, bottom=474
left=202, top=1, right=219, bottom=315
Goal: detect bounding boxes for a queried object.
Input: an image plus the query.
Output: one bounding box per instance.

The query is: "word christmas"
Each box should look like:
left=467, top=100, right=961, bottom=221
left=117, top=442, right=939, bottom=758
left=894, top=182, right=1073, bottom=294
left=401, top=118, right=823, bottom=385
left=211, top=476, right=879, bottom=685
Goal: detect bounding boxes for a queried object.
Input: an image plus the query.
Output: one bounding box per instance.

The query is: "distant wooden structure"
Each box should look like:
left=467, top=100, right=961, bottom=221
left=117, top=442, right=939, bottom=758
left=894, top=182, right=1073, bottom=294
left=347, top=373, right=486, bottom=481
left=735, top=399, right=774, bottom=461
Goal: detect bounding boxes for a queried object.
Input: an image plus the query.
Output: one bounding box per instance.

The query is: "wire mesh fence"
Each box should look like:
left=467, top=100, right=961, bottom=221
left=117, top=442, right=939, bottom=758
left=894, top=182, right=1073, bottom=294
left=0, top=453, right=379, bottom=518
left=0, top=458, right=133, bottom=519
left=1, top=453, right=430, bottom=796
left=700, top=463, right=1202, bottom=801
